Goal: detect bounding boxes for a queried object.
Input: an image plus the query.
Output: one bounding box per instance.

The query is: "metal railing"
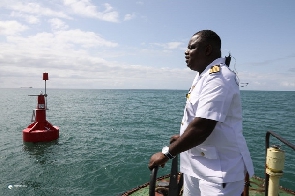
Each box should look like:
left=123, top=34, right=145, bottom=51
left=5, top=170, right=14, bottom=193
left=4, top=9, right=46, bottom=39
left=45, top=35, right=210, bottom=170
left=150, top=130, right=295, bottom=196
left=149, top=155, right=182, bottom=196
left=264, top=130, right=295, bottom=196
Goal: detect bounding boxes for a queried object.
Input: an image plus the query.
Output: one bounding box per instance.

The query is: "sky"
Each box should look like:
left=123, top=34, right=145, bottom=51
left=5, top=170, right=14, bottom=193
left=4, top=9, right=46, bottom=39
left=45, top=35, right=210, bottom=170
left=0, top=0, right=294, bottom=91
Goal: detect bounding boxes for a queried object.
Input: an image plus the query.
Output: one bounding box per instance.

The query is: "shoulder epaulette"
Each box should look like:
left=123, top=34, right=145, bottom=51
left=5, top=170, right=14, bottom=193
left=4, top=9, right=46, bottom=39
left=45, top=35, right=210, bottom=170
left=209, top=65, right=220, bottom=74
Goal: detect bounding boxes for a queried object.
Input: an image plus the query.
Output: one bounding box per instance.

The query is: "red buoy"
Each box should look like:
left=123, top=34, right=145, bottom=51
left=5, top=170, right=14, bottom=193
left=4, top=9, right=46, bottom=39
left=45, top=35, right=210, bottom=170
left=22, top=73, right=59, bottom=142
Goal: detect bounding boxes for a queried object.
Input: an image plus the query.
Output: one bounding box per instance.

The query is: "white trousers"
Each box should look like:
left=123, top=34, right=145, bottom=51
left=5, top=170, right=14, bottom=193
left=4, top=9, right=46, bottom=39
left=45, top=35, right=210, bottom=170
left=183, top=174, right=244, bottom=196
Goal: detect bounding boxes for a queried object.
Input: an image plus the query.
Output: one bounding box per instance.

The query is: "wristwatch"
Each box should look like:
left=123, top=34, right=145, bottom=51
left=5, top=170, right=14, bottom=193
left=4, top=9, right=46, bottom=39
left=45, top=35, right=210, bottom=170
left=162, top=146, right=175, bottom=159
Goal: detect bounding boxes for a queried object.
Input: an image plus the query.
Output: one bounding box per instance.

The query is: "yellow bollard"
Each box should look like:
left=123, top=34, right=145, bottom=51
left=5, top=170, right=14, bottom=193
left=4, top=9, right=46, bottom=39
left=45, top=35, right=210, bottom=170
left=265, top=146, right=285, bottom=196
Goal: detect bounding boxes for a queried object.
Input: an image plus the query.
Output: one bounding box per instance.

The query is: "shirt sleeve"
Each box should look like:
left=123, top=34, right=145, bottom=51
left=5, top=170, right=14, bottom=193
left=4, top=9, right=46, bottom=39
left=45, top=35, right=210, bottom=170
left=195, top=74, right=233, bottom=122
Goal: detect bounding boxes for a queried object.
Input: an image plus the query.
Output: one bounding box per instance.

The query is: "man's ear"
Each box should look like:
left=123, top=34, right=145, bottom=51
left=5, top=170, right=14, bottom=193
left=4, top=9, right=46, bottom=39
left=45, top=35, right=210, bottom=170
left=205, top=44, right=213, bottom=56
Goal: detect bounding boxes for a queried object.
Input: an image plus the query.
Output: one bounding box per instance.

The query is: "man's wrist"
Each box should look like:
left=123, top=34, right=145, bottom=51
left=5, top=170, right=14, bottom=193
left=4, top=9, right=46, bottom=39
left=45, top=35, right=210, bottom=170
left=162, top=146, right=176, bottom=159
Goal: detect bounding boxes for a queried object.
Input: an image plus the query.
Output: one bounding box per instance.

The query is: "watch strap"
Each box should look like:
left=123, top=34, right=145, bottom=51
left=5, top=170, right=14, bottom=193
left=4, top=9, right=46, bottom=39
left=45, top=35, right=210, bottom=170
left=164, top=152, right=175, bottom=159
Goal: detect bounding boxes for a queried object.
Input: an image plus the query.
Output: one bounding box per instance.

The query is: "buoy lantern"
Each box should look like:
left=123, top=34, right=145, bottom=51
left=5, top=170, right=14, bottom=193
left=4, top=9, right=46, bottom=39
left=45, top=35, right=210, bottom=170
left=22, top=73, right=59, bottom=142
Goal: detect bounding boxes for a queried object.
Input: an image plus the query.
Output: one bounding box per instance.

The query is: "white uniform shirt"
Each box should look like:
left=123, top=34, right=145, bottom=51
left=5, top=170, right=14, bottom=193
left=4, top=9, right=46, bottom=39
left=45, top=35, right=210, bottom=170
left=180, top=58, right=254, bottom=183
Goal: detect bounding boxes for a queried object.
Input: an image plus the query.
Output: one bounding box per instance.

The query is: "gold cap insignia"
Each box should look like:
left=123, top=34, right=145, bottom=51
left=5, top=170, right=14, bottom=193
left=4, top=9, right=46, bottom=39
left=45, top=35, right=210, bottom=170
left=209, top=65, right=220, bottom=74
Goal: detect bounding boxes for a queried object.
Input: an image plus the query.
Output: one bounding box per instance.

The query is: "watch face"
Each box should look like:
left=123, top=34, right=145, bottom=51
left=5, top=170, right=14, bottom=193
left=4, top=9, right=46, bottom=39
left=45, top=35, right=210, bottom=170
left=162, top=146, right=169, bottom=154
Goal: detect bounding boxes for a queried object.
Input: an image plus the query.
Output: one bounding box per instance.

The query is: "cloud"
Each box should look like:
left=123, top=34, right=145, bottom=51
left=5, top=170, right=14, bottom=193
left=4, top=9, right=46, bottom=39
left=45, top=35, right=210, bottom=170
left=0, top=28, right=117, bottom=88
left=166, top=42, right=184, bottom=50
left=136, top=1, right=144, bottom=5
left=48, top=18, right=69, bottom=31
left=0, top=58, right=194, bottom=89
left=53, top=29, right=119, bottom=48
left=0, top=0, right=152, bottom=89
left=0, top=27, right=119, bottom=84
left=280, top=81, right=295, bottom=88
left=150, top=42, right=184, bottom=50
left=63, top=0, right=119, bottom=22
left=238, top=71, right=295, bottom=91
left=2, top=1, right=125, bottom=24
left=124, top=13, right=136, bottom=21
left=0, top=23, right=194, bottom=89
left=3, top=29, right=118, bottom=56
left=6, top=2, right=71, bottom=19
left=10, top=11, right=40, bottom=24
left=0, top=20, right=28, bottom=35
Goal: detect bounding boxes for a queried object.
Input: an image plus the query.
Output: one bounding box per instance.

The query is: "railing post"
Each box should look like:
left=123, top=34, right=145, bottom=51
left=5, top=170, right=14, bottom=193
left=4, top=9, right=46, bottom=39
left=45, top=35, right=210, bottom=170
left=264, top=131, right=295, bottom=196
left=265, top=132, right=270, bottom=196
left=168, top=157, right=178, bottom=196
left=149, top=167, right=158, bottom=196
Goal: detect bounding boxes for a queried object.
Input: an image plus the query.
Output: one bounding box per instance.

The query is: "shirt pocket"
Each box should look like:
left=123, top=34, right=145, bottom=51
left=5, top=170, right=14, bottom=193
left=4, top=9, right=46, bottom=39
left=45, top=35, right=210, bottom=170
left=190, top=146, right=218, bottom=159
left=185, top=90, right=199, bottom=114
left=188, top=91, right=200, bottom=105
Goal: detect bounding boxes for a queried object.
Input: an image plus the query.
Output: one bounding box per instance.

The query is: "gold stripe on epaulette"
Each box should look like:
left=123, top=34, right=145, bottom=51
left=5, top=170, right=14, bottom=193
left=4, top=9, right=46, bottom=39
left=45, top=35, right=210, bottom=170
left=186, top=93, right=190, bottom=99
left=209, top=65, right=220, bottom=74
left=186, top=85, right=195, bottom=99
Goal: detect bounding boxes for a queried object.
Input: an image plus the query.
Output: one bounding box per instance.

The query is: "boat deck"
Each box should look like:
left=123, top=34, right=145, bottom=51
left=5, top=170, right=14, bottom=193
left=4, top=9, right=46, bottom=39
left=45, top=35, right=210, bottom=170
left=122, top=131, right=295, bottom=196
left=122, top=174, right=295, bottom=196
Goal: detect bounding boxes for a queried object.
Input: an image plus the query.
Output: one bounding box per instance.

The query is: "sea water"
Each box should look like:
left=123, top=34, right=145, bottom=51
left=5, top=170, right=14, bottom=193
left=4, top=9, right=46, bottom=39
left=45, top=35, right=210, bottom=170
left=0, top=89, right=294, bottom=195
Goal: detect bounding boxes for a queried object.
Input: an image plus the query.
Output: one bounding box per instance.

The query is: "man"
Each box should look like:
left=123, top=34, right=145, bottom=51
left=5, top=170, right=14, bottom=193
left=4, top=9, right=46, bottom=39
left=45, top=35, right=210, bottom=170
left=148, top=30, right=254, bottom=195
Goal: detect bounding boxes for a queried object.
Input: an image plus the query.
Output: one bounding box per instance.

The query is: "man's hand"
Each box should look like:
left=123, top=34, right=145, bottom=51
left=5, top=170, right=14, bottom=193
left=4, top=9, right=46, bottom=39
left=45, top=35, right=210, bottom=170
left=148, top=152, right=169, bottom=170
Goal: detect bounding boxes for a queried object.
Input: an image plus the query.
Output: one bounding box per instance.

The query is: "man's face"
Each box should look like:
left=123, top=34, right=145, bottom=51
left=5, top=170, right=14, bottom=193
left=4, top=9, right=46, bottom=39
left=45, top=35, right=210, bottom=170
left=185, top=34, right=207, bottom=72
